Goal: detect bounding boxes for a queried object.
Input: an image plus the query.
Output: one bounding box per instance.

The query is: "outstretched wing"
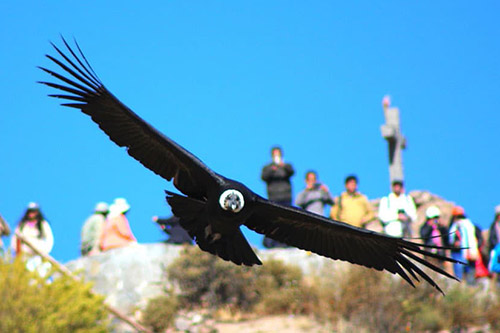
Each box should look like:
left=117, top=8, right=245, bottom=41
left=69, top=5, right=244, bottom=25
left=39, top=37, right=222, bottom=199
left=245, top=197, right=460, bottom=294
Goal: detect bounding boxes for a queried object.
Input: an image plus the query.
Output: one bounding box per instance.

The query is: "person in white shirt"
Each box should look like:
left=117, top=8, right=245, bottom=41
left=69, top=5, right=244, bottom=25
left=378, top=180, right=417, bottom=238
left=449, top=205, right=479, bottom=285
left=11, top=202, right=54, bottom=277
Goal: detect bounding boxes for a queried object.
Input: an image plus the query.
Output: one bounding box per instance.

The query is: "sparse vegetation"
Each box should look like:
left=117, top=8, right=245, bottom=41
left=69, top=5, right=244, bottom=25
left=141, top=293, right=179, bottom=332
left=168, top=246, right=259, bottom=310
left=165, top=246, right=500, bottom=332
left=254, top=259, right=319, bottom=315
left=6, top=245, right=497, bottom=332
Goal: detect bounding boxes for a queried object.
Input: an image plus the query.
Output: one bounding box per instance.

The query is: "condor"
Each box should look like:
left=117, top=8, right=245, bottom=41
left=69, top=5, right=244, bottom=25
left=40, top=38, right=460, bottom=293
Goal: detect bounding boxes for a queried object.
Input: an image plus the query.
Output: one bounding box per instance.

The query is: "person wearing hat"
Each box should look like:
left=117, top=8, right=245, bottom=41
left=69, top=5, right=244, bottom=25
left=329, top=175, right=375, bottom=228
left=10, top=202, right=54, bottom=276
left=487, top=205, right=500, bottom=282
left=378, top=180, right=417, bottom=238
left=448, top=206, right=479, bottom=284
left=487, top=205, right=500, bottom=254
left=80, top=202, right=109, bottom=256
left=419, top=205, right=448, bottom=268
left=100, top=198, right=137, bottom=251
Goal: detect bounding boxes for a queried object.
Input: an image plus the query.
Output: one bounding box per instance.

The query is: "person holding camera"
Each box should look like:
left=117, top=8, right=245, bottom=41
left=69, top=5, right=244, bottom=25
left=378, top=180, right=417, bottom=238
left=419, top=206, right=448, bottom=266
left=295, top=170, right=334, bottom=216
left=261, top=146, right=295, bottom=248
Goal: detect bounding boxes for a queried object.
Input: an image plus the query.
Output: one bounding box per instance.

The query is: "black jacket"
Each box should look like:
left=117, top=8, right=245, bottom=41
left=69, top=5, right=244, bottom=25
left=420, top=220, right=448, bottom=255
left=261, top=162, right=294, bottom=204
left=156, top=216, right=193, bottom=244
left=488, top=221, right=500, bottom=252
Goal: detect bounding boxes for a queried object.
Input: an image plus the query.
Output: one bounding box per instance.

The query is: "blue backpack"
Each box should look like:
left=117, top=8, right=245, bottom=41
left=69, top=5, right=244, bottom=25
left=489, top=243, right=500, bottom=273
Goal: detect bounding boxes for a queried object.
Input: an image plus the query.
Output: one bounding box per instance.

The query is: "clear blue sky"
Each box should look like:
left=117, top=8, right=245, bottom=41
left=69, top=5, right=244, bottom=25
left=2, top=2, right=499, bottom=263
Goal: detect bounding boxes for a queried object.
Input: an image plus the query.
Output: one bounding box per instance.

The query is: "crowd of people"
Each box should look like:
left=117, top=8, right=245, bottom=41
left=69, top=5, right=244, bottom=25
left=5, top=198, right=137, bottom=276
left=3, top=145, right=499, bottom=288
left=260, top=145, right=500, bottom=287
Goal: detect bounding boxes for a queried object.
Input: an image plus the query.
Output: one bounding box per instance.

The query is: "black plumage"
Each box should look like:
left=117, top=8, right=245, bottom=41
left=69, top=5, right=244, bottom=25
left=40, top=38, right=460, bottom=293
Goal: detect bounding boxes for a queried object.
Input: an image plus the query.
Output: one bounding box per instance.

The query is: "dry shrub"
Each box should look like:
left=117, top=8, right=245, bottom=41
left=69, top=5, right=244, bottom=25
left=167, top=247, right=318, bottom=315
left=335, top=266, right=408, bottom=331
left=483, top=289, right=500, bottom=331
left=410, top=303, right=447, bottom=332
left=332, top=265, right=448, bottom=332
left=325, top=264, right=500, bottom=332
left=141, top=293, right=179, bottom=332
left=254, top=259, right=319, bottom=315
left=440, top=284, right=482, bottom=331
left=167, top=246, right=258, bottom=310
left=166, top=246, right=500, bottom=331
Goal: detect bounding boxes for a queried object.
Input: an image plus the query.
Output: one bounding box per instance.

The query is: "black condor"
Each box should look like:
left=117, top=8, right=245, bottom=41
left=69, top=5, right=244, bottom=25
left=40, top=38, right=460, bottom=293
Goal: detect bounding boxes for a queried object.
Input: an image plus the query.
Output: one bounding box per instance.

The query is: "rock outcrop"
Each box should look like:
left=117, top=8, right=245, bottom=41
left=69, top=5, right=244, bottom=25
left=65, top=243, right=337, bottom=316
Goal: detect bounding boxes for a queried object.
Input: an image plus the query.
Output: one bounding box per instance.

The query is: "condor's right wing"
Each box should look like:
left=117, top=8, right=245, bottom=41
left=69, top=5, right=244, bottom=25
left=39, top=38, right=223, bottom=199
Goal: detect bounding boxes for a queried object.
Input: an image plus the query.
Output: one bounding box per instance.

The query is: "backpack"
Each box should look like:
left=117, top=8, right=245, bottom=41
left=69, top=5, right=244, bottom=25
left=489, top=243, right=500, bottom=273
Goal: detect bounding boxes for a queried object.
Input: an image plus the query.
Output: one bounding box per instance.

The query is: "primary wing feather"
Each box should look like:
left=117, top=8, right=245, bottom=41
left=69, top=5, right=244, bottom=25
left=245, top=197, right=460, bottom=294
left=39, top=38, right=221, bottom=198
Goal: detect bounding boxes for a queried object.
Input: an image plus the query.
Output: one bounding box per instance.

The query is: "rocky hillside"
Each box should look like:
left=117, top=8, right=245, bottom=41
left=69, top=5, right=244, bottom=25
left=65, top=191, right=472, bottom=332
left=66, top=243, right=339, bottom=315
left=66, top=243, right=342, bottom=332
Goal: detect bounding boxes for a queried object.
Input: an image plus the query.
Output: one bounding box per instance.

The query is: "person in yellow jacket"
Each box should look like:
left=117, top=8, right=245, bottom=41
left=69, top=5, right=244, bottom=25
left=330, top=175, right=375, bottom=228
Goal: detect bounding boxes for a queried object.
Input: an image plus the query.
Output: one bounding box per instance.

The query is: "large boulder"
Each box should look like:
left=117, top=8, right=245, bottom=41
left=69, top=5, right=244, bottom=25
left=65, top=243, right=337, bottom=316
left=66, top=243, right=183, bottom=314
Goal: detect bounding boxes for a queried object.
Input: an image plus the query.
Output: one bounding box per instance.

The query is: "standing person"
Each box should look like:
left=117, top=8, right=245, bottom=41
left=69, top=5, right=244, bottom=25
left=487, top=205, right=500, bottom=255
left=11, top=202, right=54, bottom=276
left=261, top=146, right=295, bottom=248
left=487, top=205, right=500, bottom=283
left=329, top=175, right=374, bottom=228
left=100, top=198, right=137, bottom=251
left=0, top=214, right=11, bottom=258
left=419, top=206, right=448, bottom=268
left=378, top=180, right=417, bottom=238
left=295, top=170, right=334, bottom=216
left=449, top=206, right=479, bottom=285
left=261, top=146, right=295, bottom=205
left=153, top=215, right=192, bottom=244
left=81, top=202, right=109, bottom=256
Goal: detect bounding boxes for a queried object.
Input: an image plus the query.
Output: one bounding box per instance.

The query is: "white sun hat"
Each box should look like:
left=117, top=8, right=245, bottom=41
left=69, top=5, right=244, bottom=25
left=109, top=198, right=130, bottom=215
left=425, top=205, right=441, bottom=219
left=94, top=202, right=109, bottom=213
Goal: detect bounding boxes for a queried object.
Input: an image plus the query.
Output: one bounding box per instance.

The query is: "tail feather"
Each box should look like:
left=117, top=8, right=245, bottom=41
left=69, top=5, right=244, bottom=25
left=198, top=229, right=262, bottom=266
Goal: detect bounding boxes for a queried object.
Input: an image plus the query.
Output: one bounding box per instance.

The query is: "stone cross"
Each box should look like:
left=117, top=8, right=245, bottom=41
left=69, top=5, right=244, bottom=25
left=380, top=96, right=406, bottom=184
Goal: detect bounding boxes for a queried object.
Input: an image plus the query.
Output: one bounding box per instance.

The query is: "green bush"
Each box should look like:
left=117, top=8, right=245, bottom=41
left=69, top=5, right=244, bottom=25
left=141, top=294, right=179, bottom=332
left=0, top=258, right=110, bottom=332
